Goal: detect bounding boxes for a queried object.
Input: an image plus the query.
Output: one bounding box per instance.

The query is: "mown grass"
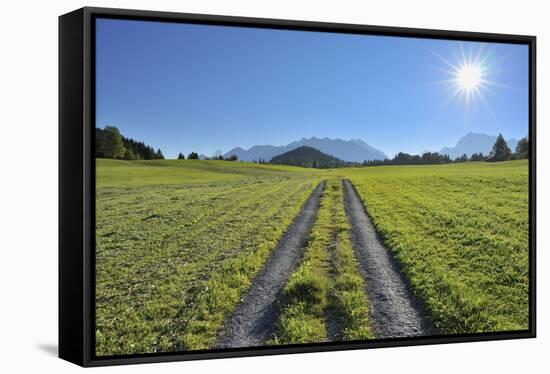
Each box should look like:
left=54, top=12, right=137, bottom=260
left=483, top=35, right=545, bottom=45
left=343, top=160, right=529, bottom=334
left=95, top=159, right=323, bottom=355
left=331, top=180, right=374, bottom=340
left=272, top=179, right=373, bottom=344
left=96, top=158, right=529, bottom=355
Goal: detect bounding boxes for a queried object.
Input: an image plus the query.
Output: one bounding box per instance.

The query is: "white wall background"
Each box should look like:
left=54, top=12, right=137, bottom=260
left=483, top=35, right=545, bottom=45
left=0, top=0, right=546, bottom=372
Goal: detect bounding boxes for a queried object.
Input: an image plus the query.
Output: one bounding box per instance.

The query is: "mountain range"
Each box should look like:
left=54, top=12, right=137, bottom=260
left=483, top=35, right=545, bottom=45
left=224, top=137, right=388, bottom=163
left=220, top=132, right=523, bottom=163
left=439, top=133, right=520, bottom=159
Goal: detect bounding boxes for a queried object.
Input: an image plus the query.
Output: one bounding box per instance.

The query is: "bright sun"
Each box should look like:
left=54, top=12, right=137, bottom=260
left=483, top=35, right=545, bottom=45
left=456, top=64, right=482, bottom=91
left=431, top=43, right=499, bottom=110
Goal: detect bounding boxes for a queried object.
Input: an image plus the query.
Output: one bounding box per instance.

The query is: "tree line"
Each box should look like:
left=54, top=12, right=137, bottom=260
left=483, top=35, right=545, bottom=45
left=96, top=126, right=164, bottom=160
left=362, top=134, right=528, bottom=167
left=96, top=127, right=528, bottom=166
left=177, top=152, right=239, bottom=161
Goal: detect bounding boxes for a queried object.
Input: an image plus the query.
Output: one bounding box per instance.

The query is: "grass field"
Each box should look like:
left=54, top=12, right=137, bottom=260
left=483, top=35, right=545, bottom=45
left=95, top=159, right=322, bottom=355
left=95, top=158, right=529, bottom=355
left=344, top=160, right=529, bottom=333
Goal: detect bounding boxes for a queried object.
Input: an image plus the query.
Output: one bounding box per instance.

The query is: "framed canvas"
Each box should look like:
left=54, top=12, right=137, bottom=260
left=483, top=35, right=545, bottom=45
left=59, top=6, right=536, bottom=367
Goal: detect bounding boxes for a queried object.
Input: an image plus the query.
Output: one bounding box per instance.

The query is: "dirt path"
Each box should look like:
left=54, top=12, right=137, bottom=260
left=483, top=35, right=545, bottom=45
left=342, top=179, right=435, bottom=338
left=216, top=180, right=326, bottom=348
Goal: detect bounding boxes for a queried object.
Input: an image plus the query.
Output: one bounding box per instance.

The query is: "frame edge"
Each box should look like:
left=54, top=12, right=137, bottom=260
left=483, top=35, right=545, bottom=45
left=60, top=6, right=536, bottom=367
left=59, top=7, right=86, bottom=367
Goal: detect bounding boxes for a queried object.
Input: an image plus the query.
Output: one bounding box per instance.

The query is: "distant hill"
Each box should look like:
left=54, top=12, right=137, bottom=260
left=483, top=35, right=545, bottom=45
left=440, top=133, right=519, bottom=159
left=270, top=146, right=348, bottom=168
left=224, top=137, right=387, bottom=163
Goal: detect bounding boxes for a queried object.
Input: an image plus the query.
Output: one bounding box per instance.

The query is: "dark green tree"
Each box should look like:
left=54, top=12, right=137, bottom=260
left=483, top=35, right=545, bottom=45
left=97, top=127, right=165, bottom=160
left=177, top=152, right=185, bottom=160
left=96, top=126, right=125, bottom=159
left=515, top=137, right=529, bottom=159
left=188, top=152, right=199, bottom=160
left=124, top=148, right=136, bottom=160
left=364, top=151, right=451, bottom=167
left=312, top=159, right=319, bottom=168
left=470, top=152, right=485, bottom=161
left=455, top=153, right=469, bottom=163
left=489, top=134, right=512, bottom=162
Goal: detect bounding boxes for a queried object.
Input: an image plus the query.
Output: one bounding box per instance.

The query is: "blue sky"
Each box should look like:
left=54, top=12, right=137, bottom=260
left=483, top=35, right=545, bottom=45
left=96, top=18, right=529, bottom=159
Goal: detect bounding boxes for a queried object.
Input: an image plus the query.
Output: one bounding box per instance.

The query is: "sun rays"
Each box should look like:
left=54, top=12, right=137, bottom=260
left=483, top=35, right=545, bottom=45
left=430, top=42, right=503, bottom=113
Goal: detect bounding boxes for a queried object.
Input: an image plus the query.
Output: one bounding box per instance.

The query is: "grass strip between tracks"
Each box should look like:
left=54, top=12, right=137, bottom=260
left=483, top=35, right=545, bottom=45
left=272, top=179, right=374, bottom=344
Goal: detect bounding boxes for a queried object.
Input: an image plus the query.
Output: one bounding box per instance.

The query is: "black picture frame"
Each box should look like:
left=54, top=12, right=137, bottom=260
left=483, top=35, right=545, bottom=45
left=59, top=6, right=536, bottom=367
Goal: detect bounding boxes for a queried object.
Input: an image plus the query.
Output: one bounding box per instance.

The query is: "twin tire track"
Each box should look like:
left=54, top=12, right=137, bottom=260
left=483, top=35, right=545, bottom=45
left=216, top=178, right=433, bottom=348
left=342, top=179, right=434, bottom=338
left=216, top=181, right=326, bottom=348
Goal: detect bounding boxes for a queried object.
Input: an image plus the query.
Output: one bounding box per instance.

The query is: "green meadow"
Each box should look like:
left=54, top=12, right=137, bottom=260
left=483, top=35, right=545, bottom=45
left=343, top=160, right=530, bottom=333
left=95, top=158, right=529, bottom=355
